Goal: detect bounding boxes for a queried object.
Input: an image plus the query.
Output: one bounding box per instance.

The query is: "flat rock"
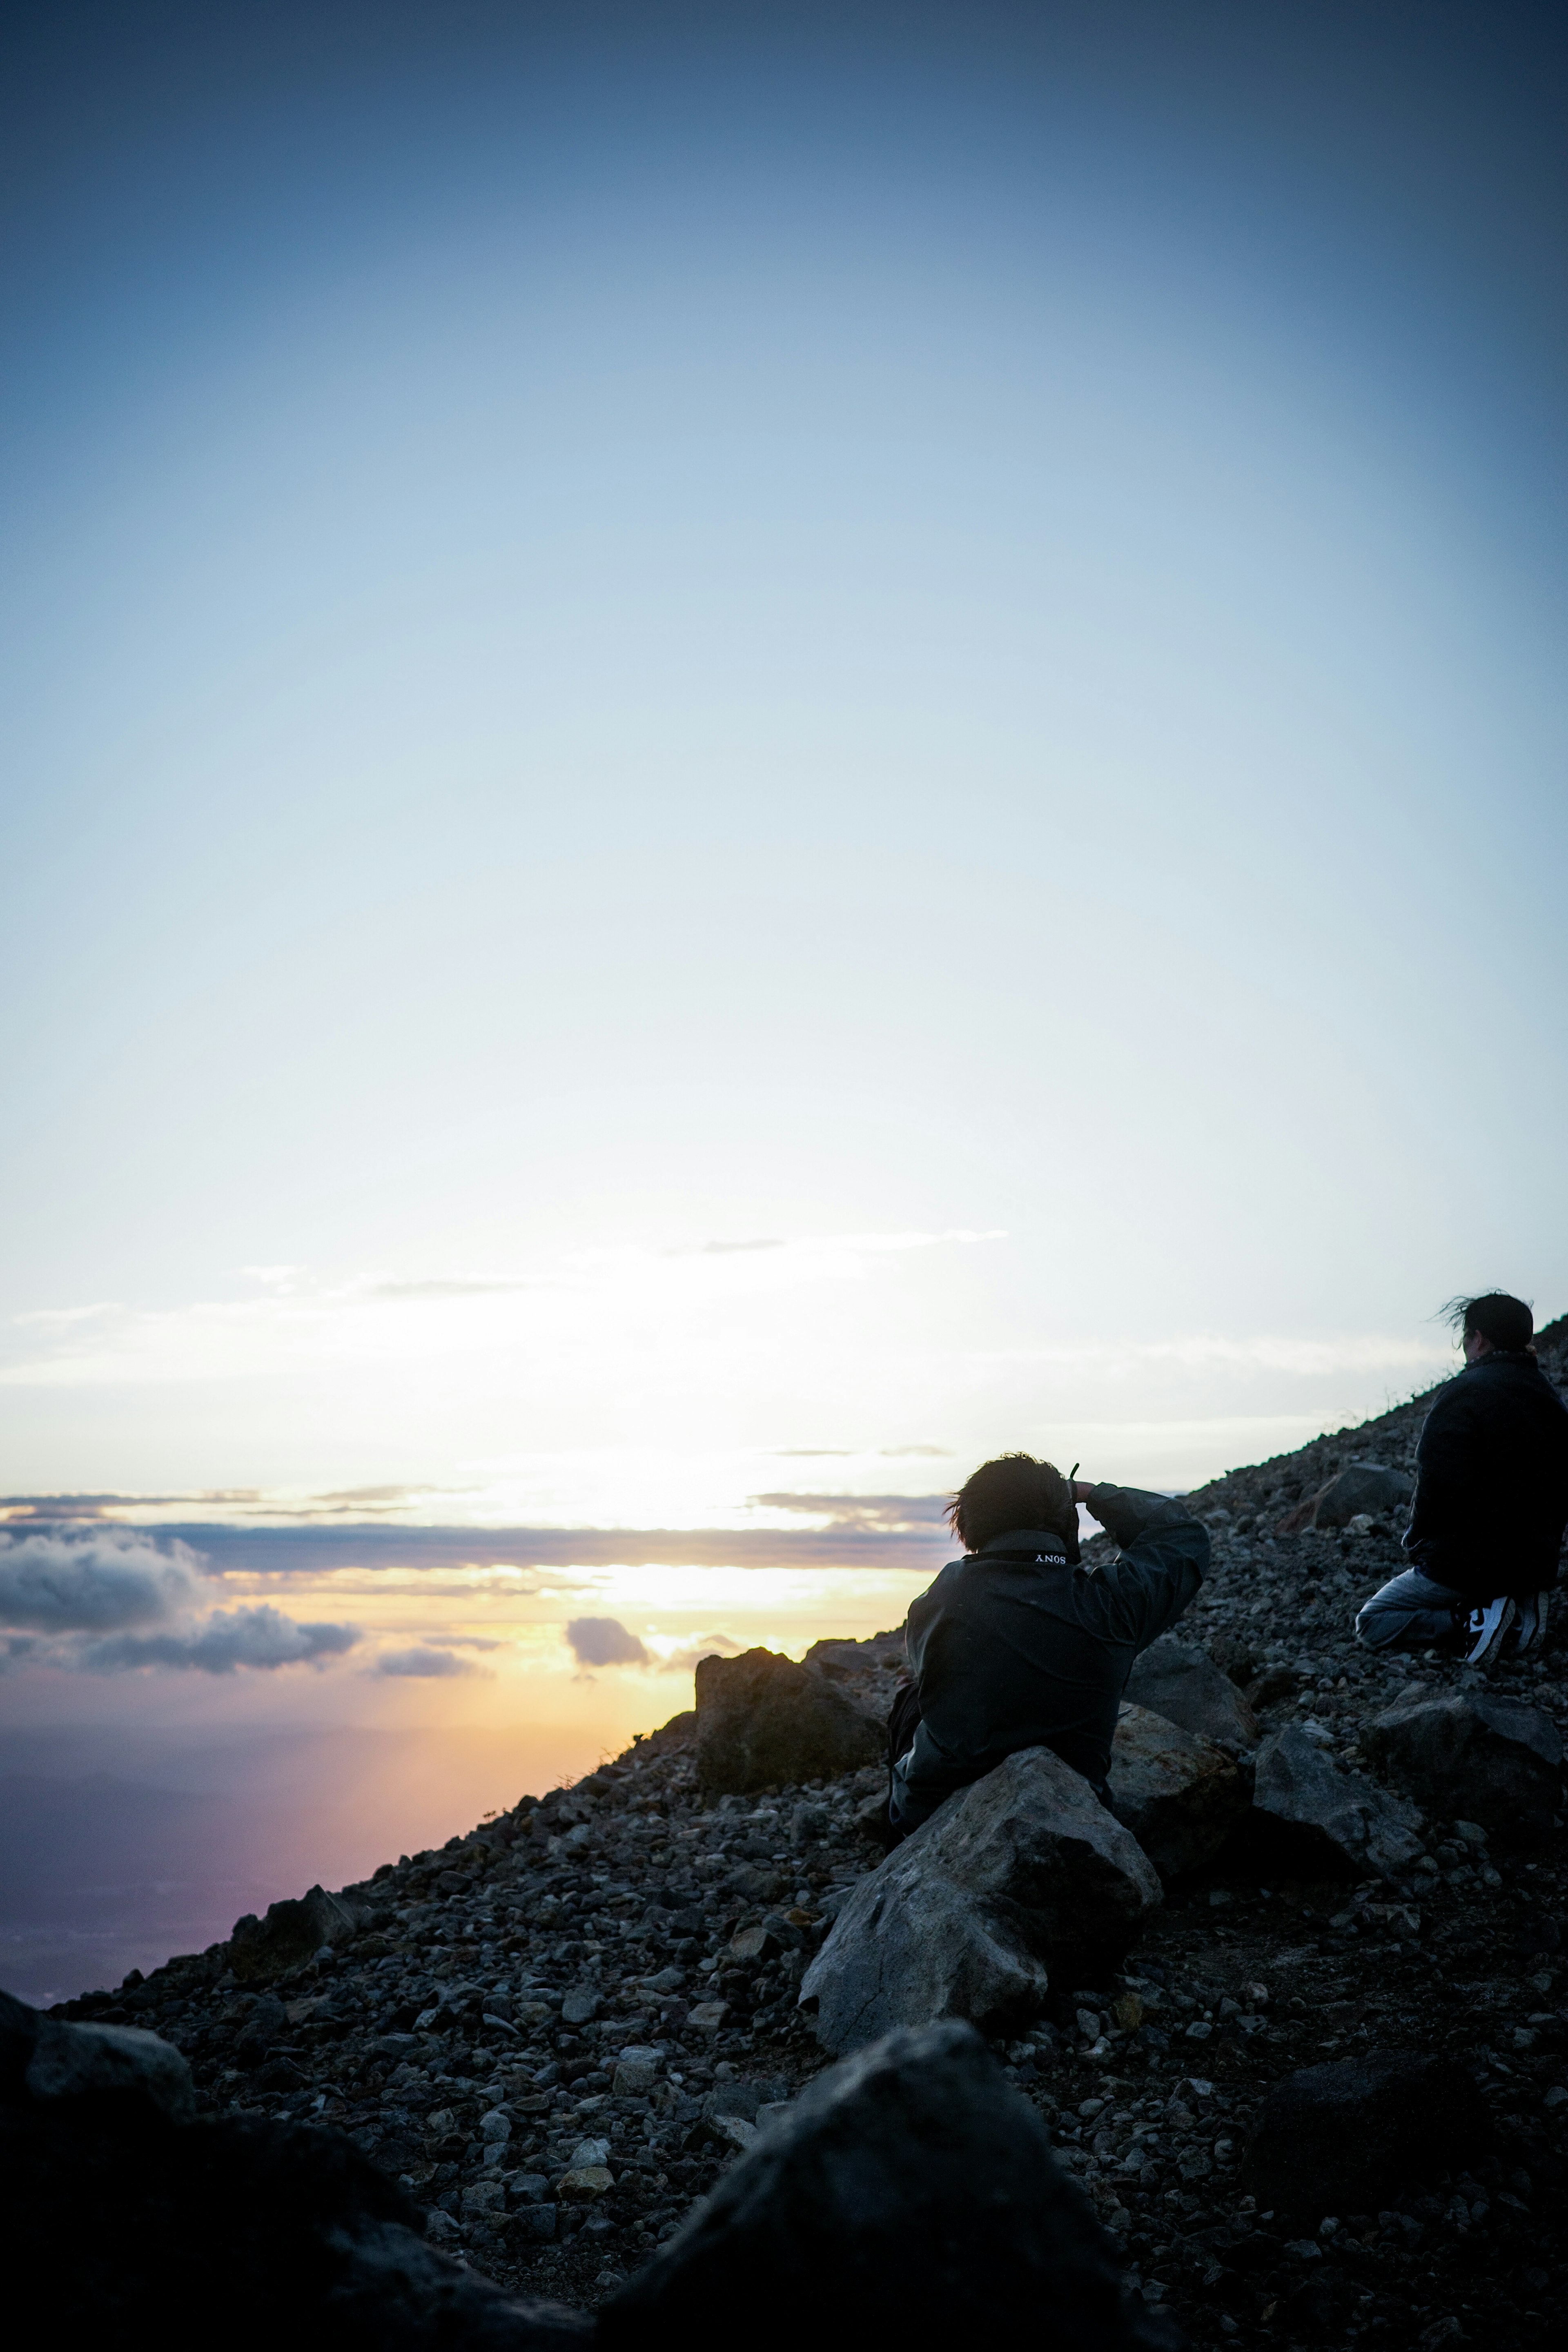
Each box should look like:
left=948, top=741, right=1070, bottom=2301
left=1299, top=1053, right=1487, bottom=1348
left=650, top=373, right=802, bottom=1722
left=1244, top=2049, right=1488, bottom=2212
left=1251, top=1725, right=1425, bottom=1882
left=1123, top=1635, right=1261, bottom=1753
left=1108, top=1704, right=1248, bottom=1880
left=1362, top=1691, right=1563, bottom=1844
left=695, top=1646, right=884, bottom=1793
left=597, top=2020, right=1172, bottom=2348
left=800, top=1746, right=1161, bottom=2055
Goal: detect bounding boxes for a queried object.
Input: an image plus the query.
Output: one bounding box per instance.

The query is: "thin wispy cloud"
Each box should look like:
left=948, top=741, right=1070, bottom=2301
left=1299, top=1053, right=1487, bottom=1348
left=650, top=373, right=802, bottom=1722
left=0, top=1229, right=1008, bottom=1391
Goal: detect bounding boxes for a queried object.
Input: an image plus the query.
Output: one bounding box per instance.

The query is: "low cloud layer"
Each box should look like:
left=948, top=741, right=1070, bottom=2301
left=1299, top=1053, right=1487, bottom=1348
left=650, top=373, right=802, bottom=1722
left=80, top=1605, right=358, bottom=1675
left=0, top=1530, right=207, bottom=1631
left=372, top=1645, right=487, bottom=1679
left=0, top=1532, right=359, bottom=1675
left=565, top=1615, right=650, bottom=1668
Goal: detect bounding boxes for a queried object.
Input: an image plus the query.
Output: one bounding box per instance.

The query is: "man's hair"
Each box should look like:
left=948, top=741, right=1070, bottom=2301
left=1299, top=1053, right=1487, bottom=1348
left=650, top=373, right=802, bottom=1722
left=1443, top=1291, right=1534, bottom=1352
left=947, top=1452, right=1076, bottom=1553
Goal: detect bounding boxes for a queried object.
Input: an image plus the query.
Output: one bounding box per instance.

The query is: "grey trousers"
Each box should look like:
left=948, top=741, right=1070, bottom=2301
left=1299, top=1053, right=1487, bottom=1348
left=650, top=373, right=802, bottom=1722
left=1354, top=1568, right=1466, bottom=1653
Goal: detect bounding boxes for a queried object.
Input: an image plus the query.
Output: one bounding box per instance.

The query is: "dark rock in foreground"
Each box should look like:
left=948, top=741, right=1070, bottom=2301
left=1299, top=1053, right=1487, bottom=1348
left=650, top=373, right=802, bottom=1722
left=0, top=1991, right=588, bottom=2347
left=1250, top=1724, right=1425, bottom=1882
left=1123, top=1636, right=1261, bottom=1755
left=1243, top=2049, right=1489, bottom=2214
left=695, top=1646, right=884, bottom=1793
left=801, top=1746, right=1161, bottom=2054
left=1108, top=1705, right=1247, bottom=1881
left=2, top=1984, right=194, bottom=2117
left=599, top=2019, right=1177, bottom=2350
left=1363, top=1692, right=1564, bottom=1846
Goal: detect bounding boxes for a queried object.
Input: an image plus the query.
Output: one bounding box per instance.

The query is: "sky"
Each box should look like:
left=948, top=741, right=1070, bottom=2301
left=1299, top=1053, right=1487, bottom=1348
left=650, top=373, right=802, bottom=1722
left=2, top=1, right=1566, bottom=1996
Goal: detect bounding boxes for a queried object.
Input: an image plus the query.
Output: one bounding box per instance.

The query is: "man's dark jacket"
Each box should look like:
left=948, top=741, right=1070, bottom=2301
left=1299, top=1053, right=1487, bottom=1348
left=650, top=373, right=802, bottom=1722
left=1405, top=1349, right=1568, bottom=1599
left=898, top=1483, right=1208, bottom=1805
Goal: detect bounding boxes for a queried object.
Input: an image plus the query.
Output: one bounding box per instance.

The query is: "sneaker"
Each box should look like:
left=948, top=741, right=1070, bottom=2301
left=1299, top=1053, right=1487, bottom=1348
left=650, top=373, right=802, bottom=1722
left=1463, top=1595, right=1516, bottom=1666
left=1512, top=1590, right=1550, bottom=1659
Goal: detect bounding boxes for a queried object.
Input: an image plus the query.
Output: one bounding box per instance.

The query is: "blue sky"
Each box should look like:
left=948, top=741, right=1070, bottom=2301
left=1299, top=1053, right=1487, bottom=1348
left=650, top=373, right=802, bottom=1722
left=2, top=5, right=1566, bottom=1754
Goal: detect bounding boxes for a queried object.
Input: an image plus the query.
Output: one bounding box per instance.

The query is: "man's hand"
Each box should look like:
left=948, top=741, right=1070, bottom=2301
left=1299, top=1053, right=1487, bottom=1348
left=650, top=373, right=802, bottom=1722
left=1070, top=1478, right=1096, bottom=1506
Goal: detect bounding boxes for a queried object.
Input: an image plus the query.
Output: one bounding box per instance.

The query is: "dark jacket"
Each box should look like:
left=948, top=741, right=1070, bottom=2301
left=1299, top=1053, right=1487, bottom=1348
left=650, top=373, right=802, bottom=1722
left=898, top=1483, right=1208, bottom=1803
left=1405, top=1350, right=1568, bottom=1599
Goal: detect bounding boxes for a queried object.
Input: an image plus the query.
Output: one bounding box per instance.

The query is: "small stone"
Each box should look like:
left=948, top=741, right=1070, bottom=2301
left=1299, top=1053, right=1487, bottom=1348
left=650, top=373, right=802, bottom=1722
left=687, top=2000, right=731, bottom=2034
left=561, top=1989, right=602, bottom=2027
left=511, top=2203, right=557, bottom=2241
left=1109, top=1992, right=1143, bottom=2032
left=558, top=2165, right=616, bottom=2201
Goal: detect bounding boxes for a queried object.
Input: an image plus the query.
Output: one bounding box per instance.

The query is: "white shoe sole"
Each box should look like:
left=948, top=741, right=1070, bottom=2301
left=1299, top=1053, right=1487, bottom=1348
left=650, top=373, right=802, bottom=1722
left=1514, top=1592, right=1550, bottom=1659
left=1465, top=1598, right=1516, bottom=1666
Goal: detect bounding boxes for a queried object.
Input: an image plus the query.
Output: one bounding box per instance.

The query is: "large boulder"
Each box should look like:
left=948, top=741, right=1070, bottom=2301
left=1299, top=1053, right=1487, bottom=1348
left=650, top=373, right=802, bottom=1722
left=229, top=1883, right=366, bottom=1982
left=1108, top=1704, right=1248, bottom=1880
left=695, top=1646, right=884, bottom=1794
left=599, top=2020, right=1175, bottom=2350
left=2, top=1987, right=193, bottom=2119
left=1251, top=1726, right=1425, bottom=1882
left=1244, top=2050, right=1487, bottom=2212
left=1362, top=1692, right=1563, bottom=1845
left=800, top=1746, right=1161, bottom=2055
left=1124, top=1634, right=1261, bottom=1753
left=1298, top=1463, right=1413, bottom=1532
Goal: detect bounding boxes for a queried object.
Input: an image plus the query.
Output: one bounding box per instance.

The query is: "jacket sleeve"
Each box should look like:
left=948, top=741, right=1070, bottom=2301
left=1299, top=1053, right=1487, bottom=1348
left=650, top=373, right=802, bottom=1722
left=1080, top=1482, right=1209, bottom=1652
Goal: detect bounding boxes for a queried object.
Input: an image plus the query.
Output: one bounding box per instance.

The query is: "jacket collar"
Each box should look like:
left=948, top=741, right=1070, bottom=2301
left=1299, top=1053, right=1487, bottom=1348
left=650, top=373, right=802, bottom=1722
left=976, top=1526, right=1069, bottom=1559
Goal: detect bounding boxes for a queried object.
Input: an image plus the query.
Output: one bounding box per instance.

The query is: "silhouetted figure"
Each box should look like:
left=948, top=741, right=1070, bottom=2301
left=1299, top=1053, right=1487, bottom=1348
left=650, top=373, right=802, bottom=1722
left=888, top=1452, right=1207, bottom=1837
left=1356, top=1293, right=1568, bottom=1664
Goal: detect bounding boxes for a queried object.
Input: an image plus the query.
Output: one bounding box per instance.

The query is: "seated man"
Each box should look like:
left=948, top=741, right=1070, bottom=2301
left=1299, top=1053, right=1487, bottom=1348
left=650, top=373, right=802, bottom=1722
left=1355, top=1291, right=1568, bottom=1666
left=889, top=1450, right=1208, bottom=1837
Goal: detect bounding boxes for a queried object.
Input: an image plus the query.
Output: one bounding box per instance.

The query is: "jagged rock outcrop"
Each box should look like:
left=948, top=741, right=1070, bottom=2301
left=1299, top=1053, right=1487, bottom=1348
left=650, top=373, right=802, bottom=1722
left=800, top=1746, right=1161, bottom=2055
left=1123, top=1635, right=1261, bottom=1753
left=230, top=1884, right=370, bottom=1983
left=1251, top=1725, right=1425, bottom=1882
left=1243, top=2050, right=1488, bottom=2212
left=1362, top=1691, right=1563, bottom=1845
left=695, top=1646, right=884, bottom=1793
left=1108, top=1704, right=1247, bottom=1880
left=599, top=2020, right=1176, bottom=2349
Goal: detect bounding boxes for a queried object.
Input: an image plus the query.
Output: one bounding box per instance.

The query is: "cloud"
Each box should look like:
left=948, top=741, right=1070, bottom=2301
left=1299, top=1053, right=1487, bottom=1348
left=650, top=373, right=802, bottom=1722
left=748, top=1492, right=952, bottom=1533
left=78, top=1604, right=359, bottom=1675
left=565, top=1615, right=651, bottom=1667
left=372, top=1644, right=488, bottom=1678
left=0, top=1530, right=207, bottom=1632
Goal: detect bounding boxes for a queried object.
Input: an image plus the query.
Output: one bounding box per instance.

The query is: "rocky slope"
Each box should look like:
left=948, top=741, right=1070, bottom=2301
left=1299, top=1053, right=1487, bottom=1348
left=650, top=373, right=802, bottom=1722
left=47, top=1327, right=1568, bottom=2348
